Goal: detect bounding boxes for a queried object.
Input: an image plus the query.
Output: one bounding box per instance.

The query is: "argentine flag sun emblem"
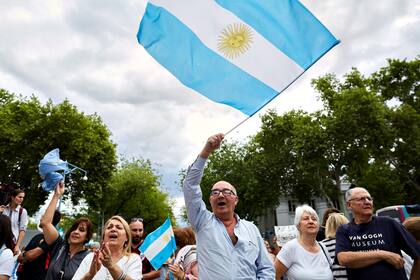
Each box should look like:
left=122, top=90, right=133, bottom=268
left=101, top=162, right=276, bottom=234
left=218, top=23, right=253, bottom=59
left=138, top=0, right=339, bottom=116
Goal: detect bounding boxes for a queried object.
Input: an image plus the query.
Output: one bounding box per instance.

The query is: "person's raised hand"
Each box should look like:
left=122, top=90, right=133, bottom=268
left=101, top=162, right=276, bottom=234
left=87, top=249, right=102, bottom=279
left=200, top=133, right=224, bottom=158
left=54, top=181, right=65, bottom=198
left=100, top=242, right=114, bottom=269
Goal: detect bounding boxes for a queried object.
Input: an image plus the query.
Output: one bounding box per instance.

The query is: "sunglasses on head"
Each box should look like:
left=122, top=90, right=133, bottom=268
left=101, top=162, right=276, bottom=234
left=131, top=217, right=144, bottom=223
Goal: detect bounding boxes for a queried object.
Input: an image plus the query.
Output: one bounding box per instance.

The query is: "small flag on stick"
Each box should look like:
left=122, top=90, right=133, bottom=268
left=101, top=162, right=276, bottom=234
left=140, top=218, right=176, bottom=270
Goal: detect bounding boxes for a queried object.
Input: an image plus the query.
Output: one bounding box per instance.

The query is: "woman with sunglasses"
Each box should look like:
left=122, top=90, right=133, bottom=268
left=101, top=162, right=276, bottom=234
left=40, top=182, right=93, bottom=280
left=72, top=216, right=142, bottom=280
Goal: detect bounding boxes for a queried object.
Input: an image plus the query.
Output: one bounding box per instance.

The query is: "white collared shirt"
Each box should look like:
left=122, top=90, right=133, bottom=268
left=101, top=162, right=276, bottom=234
left=2, top=205, right=28, bottom=242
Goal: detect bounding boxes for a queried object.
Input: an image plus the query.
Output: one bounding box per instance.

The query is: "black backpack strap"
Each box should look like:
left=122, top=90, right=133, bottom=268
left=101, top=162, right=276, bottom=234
left=18, top=207, right=23, bottom=228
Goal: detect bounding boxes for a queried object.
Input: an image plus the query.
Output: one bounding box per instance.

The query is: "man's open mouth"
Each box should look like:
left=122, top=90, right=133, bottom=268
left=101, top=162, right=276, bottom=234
left=217, top=201, right=227, bottom=206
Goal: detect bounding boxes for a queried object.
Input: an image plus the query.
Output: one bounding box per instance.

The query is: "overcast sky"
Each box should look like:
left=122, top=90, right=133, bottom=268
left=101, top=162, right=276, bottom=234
left=1, top=0, right=419, bottom=220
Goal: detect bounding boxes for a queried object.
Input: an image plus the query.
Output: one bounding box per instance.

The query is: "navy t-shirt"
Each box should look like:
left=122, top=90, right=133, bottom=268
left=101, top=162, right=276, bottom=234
left=335, top=216, right=420, bottom=280
left=18, top=233, right=50, bottom=280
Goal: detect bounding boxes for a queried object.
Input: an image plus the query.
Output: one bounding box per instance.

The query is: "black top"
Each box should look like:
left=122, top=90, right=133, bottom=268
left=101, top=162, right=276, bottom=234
left=18, top=233, right=50, bottom=280
left=316, top=226, right=326, bottom=241
left=45, top=236, right=89, bottom=280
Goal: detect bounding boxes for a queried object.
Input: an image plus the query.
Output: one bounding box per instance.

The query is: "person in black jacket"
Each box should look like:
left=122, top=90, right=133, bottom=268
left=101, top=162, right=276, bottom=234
left=17, top=210, right=61, bottom=280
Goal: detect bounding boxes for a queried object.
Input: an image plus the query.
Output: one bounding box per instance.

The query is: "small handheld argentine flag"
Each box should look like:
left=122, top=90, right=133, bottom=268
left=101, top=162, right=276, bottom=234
left=140, top=218, right=176, bottom=270
left=138, top=0, right=339, bottom=116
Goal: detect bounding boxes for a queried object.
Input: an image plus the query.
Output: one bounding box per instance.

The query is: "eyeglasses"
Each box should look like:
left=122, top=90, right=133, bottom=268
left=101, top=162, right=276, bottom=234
left=348, top=196, right=373, bottom=203
left=210, top=188, right=236, bottom=196
left=131, top=217, right=144, bottom=223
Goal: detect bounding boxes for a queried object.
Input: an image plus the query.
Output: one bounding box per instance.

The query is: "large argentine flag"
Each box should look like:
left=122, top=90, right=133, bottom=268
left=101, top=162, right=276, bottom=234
left=139, top=218, right=176, bottom=270
left=137, top=0, right=339, bottom=116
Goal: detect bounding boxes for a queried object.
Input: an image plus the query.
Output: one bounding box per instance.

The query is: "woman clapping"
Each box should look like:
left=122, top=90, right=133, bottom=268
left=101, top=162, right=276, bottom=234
left=72, top=216, right=141, bottom=280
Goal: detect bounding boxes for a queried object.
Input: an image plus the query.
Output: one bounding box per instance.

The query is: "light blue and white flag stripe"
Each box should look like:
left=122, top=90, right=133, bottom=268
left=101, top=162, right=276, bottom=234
left=139, top=218, right=176, bottom=270
left=137, top=0, right=339, bottom=116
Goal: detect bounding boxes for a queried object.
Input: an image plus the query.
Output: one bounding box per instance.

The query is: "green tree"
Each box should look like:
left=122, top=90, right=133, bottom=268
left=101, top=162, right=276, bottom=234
left=256, top=110, right=338, bottom=205
left=101, top=158, right=174, bottom=232
left=370, top=58, right=420, bottom=201
left=311, top=69, right=393, bottom=208
left=197, top=58, right=420, bottom=214
left=0, top=89, right=117, bottom=214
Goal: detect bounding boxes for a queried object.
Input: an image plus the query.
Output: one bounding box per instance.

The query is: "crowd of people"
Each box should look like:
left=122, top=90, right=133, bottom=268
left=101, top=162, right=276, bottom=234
left=0, top=133, right=419, bottom=280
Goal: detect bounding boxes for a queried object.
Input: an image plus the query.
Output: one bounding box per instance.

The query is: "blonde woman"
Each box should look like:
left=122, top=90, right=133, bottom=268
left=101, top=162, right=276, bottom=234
left=321, top=213, right=349, bottom=279
left=72, top=216, right=142, bottom=280
left=274, top=205, right=333, bottom=280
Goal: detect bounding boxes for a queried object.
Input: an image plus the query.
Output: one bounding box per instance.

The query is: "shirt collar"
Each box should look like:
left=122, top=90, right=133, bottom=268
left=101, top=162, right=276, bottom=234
left=214, top=213, right=241, bottom=226
left=7, top=204, right=21, bottom=212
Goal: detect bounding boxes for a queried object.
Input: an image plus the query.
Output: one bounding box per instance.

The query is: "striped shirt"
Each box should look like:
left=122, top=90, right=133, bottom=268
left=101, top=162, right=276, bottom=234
left=321, top=238, right=348, bottom=279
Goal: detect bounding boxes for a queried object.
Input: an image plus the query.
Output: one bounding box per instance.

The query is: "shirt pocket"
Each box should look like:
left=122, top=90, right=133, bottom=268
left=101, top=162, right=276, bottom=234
left=239, top=239, right=259, bottom=262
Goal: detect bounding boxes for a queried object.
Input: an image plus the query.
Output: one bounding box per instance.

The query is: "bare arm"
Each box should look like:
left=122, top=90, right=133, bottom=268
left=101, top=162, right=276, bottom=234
left=274, top=259, right=288, bottom=280
left=40, top=181, right=64, bottom=245
left=13, top=230, right=26, bottom=255
left=337, top=250, right=404, bottom=269
left=18, top=247, right=44, bottom=263
left=16, top=230, right=26, bottom=247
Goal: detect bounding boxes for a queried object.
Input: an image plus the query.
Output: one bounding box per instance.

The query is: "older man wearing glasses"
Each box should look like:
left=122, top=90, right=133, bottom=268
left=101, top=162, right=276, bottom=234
left=183, top=133, right=275, bottom=279
left=335, top=187, right=420, bottom=280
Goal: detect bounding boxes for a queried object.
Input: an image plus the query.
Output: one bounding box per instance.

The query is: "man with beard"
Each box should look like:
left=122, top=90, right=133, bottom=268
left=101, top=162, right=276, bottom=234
left=129, top=218, right=161, bottom=279
left=336, top=187, right=420, bottom=280
left=183, top=133, right=275, bottom=279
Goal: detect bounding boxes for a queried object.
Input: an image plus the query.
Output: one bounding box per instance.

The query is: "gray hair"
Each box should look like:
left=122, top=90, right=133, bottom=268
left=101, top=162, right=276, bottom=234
left=294, top=204, right=319, bottom=229
left=345, top=188, right=354, bottom=202
left=345, top=187, right=369, bottom=202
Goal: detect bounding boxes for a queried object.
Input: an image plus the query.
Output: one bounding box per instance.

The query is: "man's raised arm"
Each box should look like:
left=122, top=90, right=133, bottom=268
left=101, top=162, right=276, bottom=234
left=183, top=134, right=224, bottom=229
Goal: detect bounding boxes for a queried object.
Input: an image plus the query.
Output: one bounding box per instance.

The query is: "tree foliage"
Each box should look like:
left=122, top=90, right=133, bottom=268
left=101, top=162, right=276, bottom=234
left=101, top=158, right=174, bottom=231
left=199, top=141, right=270, bottom=220
left=0, top=89, right=117, bottom=214
left=193, top=57, right=420, bottom=216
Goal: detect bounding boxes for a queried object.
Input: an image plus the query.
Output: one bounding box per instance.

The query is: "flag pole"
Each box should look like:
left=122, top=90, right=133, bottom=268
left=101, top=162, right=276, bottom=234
left=224, top=115, right=252, bottom=136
